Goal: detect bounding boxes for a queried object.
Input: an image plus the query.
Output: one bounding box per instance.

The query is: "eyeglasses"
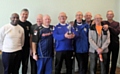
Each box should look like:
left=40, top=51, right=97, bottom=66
left=59, top=16, right=66, bottom=18
left=76, top=15, right=83, bottom=16
left=94, top=18, right=102, bottom=20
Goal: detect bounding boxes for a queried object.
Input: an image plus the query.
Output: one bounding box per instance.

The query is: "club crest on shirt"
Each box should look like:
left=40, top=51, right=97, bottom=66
left=76, top=28, right=78, bottom=31
left=26, top=26, right=29, bottom=30
left=52, top=27, right=55, bottom=30
left=34, top=30, right=38, bottom=35
left=84, top=28, right=87, bottom=32
left=39, top=26, right=42, bottom=29
left=58, top=27, right=61, bottom=29
left=50, top=27, right=54, bottom=31
left=19, top=30, right=20, bottom=33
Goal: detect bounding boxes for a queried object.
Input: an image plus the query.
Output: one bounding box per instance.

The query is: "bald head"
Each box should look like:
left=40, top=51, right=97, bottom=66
left=36, top=14, right=43, bottom=26
left=59, top=12, right=67, bottom=17
left=37, top=14, right=43, bottom=18
left=75, top=11, right=83, bottom=23
left=10, top=13, right=19, bottom=26
left=43, top=15, right=51, bottom=26
left=11, top=13, right=19, bottom=17
left=94, top=14, right=102, bottom=19
left=107, top=10, right=114, bottom=14
left=58, top=12, right=67, bottom=24
left=84, top=12, right=92, bottom=22
left=94, top=14, right=102, bottom=24
left=106, top=10, right=114, bottom=20
left=85, top=12, right=92, bottom=16
left=43, top=15, right=50, bottom=19
left=76, top=11, right=83, bottom=16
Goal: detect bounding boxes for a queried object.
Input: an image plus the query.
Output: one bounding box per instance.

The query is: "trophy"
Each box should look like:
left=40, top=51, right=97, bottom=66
left=67, top=21, right=73, bottom=35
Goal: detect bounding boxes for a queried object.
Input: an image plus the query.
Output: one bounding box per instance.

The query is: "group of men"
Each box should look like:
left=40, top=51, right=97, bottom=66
left=0, top=9, right=120, bottom=74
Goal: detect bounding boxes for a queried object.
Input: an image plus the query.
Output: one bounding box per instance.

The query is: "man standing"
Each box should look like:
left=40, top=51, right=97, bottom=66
left=74, top=11, right=89, bottom=74
left=53, top=12, right=77, bottom=74
left=104, top=10, right=120, bottom=74
left=89, top=14, right=110, bottom=74
left=0, top=13, right=24, bottom=74
left=30, top=14, right=43, bottom=74
left=32, top=15, right=54, bottom=74
left=18, top=9, right=32, bottom=74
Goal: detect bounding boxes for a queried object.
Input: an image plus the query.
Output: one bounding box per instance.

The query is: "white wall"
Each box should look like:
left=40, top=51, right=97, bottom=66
left=115, top=0, right=120, bottom=22
left=0, top=0, right=119, bottom=27
left=118, top=0, right=120, bottom=22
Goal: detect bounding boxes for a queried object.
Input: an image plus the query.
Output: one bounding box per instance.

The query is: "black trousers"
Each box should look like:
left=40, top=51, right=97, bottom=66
left=55, top=51, right=74, bottom=74
left=2, top=50, right=22, bottom=74
left=30, top=56, right=37, bottom=74
left=106, top=43, right=119, bottom=74
left=21, top=47, right=30, bottom=74
left=76, top=53, right=88, bottom=74
left=89, top=53, right=107, bottom=74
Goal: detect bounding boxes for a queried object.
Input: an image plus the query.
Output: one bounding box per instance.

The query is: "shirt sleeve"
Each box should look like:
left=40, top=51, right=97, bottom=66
left=110, top=22, right=120, bottom=35
left=71, top=27, right=79, bottom=39
left=53, top=26, right=65, bottom=41
left=101, top=30, right=110, bottom=50
left=32, top=28, right=40, bottom=43
left=30, top=25, right=34, bottom=35
left=21, top=29, right=25, bottom=47
left=0, top=27, right=5, bottom=50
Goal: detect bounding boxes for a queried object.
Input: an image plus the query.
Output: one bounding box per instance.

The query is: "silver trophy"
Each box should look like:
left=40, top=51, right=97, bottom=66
left=67, top=21, right=73, bottom=35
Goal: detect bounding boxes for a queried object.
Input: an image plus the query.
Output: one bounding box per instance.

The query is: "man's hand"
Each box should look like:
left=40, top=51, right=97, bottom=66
left=91, top=20, right=95, bottom=25
left=64, top=32, right=75, bottom=39
left=30, top=49, right=33, bottom=56
left=103, top=24, right=108, bottom=31
left=97, top=48, right=103, bottom=54
left=0, top=50, right=2, bottom=54
left=65, top=32, right=71, bottom=39
left=71, top=33, right=75, bottom=38
left=33, top=54, right=38, bottom=61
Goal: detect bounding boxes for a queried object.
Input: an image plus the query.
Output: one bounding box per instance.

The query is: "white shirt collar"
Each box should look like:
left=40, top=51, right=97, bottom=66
left=9, top=23, right=18, bottom=27
left=77, top=23, right=82, bottom=26
left=42, top=24, right=49, bottom=28
left=60, top=23, right=66, bottom=26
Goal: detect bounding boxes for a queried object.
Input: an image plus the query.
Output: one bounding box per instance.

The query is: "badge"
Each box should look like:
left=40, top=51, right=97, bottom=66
left=76, top=28, right=78, bottom=31
left=19, top=30, right=20, bottom=33
left=39, top=26, right=42, bottom=29
left=34, top=30, right=38, bottom=35
left=26, top=26, right=29, bottom=30
left=50, top=27, right=54, bottom=31
left=58, top=27, right=61, bottom=28
left=84, top=28, right=87, bottom=32
left=52, top=27, right=55, bottom=30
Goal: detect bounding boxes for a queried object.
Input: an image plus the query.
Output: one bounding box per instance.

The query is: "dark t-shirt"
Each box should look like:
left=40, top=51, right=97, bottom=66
left=18, top=20, right=32, bottom=48
left=30, top=24, right=38, bottom=35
